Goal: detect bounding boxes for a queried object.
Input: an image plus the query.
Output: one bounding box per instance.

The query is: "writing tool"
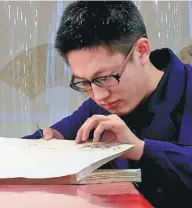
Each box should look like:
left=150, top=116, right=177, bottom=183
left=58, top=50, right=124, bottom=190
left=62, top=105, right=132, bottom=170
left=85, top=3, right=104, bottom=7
left=36, top=123, right=44, bottom=139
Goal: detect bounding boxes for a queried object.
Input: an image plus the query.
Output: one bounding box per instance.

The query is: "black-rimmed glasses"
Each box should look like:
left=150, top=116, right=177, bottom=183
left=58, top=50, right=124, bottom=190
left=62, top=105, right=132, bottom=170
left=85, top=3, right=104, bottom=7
left=70, top=73, right=121, bottom=92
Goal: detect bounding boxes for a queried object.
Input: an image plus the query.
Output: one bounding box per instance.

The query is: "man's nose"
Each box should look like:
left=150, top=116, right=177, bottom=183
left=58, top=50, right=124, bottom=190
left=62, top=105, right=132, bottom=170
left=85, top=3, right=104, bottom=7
left=91, top=83, right=110, bottom=101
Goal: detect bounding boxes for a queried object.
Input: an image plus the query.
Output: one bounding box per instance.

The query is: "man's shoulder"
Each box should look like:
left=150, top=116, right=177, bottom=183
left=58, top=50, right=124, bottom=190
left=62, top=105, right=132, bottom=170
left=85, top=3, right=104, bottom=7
left=185, top=63, right=192, bottom=73
left=184, top=63, right=192, bottom=86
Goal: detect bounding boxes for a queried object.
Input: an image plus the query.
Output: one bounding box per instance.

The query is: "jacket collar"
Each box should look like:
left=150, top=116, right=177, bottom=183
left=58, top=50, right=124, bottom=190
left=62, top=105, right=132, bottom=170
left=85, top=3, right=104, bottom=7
left=142, top=48, right=186, bottom=141
left=148, top=48, right=185, bottom=114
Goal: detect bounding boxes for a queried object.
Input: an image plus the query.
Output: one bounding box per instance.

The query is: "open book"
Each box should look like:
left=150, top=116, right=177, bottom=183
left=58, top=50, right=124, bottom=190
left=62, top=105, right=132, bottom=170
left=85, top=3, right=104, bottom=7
left=0, top=137, right=136, bottom=184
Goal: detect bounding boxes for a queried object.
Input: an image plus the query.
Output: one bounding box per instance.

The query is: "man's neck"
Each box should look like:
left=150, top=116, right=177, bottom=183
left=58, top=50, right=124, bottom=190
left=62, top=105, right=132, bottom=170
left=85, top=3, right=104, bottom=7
left=144, top=64, right=164, bottom=100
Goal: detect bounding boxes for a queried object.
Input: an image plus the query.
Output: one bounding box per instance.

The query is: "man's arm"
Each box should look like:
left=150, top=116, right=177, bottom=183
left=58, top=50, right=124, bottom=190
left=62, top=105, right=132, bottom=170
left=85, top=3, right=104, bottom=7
left=138, top=139, right=192, bottom=189
left=137, top=64, right=192, bottom=190
left=22, top=98, right=95, bottom=140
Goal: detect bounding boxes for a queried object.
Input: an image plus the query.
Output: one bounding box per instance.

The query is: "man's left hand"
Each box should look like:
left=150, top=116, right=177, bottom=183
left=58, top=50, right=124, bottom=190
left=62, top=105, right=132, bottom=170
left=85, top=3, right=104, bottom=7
left=75, top=114, right=144, bottom=160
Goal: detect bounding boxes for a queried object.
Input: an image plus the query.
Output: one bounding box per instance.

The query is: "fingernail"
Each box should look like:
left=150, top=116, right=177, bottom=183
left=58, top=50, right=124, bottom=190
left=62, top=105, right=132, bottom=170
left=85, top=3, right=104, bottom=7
left=75, top=136, right=81, bottom=143
left=75, top=138, right=79, bottom=143
left=82, top=137, right=87, bottom=141
left=44, top=134, right=50, bottom=139
left=93, top=138, right=99, bottom=143
left=75, top=139, right=79, bottom=144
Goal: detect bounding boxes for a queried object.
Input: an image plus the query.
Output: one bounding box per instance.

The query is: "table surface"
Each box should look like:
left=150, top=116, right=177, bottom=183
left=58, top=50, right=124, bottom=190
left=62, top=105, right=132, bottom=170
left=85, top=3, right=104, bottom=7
left=0, top=182, right=153, bottom=208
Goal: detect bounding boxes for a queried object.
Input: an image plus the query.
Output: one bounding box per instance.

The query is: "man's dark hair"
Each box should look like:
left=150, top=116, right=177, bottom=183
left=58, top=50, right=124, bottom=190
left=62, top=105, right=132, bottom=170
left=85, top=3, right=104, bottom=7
left=55, top=1, right=147, bottom=60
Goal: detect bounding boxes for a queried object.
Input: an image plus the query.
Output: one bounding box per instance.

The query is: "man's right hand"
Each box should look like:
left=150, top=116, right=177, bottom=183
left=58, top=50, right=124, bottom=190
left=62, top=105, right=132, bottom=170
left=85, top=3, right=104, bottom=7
left=43, top=128, right=65, bottom=140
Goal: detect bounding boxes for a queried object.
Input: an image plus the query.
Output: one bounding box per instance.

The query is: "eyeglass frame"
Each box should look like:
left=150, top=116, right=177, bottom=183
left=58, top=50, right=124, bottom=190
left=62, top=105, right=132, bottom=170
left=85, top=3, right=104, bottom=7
left=69, top=34, right=147, bottom=92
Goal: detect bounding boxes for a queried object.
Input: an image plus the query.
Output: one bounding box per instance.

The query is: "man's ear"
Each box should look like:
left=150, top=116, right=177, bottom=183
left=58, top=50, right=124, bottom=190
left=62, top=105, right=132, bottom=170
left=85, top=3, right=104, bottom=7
left=135, top=38, right=150, bottom=66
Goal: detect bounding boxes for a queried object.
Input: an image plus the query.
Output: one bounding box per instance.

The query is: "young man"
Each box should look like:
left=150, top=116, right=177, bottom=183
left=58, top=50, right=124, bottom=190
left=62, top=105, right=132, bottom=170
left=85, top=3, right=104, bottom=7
left=23, top=1, right=192, bottom=207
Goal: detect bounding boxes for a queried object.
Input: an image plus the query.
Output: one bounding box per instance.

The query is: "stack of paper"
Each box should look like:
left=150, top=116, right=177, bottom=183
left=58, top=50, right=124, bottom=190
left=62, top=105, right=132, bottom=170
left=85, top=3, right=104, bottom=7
left=78, top=169, right=141, bottom=184
left=0, top=137, right=135, bottom=184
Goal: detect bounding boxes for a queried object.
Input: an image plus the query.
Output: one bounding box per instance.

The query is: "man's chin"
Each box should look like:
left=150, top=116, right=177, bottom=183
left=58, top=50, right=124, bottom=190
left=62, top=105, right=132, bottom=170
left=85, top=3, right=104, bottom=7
left=100, top=103, right=129, bottom=116
left=107, top=109, right=124, bottom=116
left=109, top=107, right=131, bottom=117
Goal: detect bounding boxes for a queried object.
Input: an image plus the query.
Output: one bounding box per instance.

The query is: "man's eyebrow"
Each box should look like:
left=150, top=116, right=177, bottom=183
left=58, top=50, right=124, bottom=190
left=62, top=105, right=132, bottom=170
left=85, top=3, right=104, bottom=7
left=73, top=66, right=118, bottom=79
left=72, top=74, right=85, bottom=79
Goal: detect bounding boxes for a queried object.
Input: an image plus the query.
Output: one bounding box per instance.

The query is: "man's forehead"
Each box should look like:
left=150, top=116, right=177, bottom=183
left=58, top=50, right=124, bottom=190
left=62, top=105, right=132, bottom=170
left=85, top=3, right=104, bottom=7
left=68, top=48, right=124, bottom=79
left=72, top=66, right=118, bottom=79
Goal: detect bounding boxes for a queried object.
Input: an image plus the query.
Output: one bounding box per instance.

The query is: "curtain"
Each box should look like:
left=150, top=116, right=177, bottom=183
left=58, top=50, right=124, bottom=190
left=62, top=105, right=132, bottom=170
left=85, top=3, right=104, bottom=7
left=0, top=1, right=191, bottom=137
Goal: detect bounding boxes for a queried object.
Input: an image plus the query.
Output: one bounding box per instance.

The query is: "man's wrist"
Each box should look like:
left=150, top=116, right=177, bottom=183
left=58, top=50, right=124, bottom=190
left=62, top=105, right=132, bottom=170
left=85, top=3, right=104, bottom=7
left=121, top=139, right=145, bottom=160
left=134, top=139, right=145, bottom=160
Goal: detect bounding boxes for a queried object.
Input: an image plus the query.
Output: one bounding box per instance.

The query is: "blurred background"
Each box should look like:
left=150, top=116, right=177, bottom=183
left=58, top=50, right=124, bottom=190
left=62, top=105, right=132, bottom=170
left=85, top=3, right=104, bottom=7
left=0, top=1, right=192, bottom=137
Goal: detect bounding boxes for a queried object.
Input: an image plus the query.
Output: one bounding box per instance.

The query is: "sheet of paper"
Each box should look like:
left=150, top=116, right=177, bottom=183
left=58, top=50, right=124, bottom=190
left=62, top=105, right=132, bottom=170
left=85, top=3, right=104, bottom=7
left=0, top=137, right=134, bottom=181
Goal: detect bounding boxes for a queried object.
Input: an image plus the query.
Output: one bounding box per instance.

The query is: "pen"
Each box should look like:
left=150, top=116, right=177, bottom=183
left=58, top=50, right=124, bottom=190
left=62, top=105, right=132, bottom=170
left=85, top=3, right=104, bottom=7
left=36, top=123, right=44, bottom=139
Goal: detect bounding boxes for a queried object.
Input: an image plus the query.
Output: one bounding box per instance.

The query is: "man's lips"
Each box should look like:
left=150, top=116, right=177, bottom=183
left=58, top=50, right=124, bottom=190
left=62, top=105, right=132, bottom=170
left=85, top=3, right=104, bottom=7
left=102, top=101, right=118, bottom=109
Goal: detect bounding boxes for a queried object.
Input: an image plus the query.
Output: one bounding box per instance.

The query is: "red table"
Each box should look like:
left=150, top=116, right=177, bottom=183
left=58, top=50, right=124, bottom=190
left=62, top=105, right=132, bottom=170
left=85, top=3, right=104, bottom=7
left=0, top=182, right=153, bottom=208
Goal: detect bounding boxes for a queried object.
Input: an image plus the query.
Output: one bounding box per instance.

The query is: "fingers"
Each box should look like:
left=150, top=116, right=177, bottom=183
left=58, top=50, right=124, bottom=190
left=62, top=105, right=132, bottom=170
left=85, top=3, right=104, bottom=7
left=76, top=115, right=116, bottom=143
left=81, top=119, right=99, bottom=142
left=76, top=115, right=108, bottom=143
left=93, top=120, right=115, bottom=142
left=43, top=128, right=65, bottom=140
left=76, top=129, right=83, bottom=143
left=76, top=118, right=99, bottom=143
left=43, top=128, right=54, bottom=140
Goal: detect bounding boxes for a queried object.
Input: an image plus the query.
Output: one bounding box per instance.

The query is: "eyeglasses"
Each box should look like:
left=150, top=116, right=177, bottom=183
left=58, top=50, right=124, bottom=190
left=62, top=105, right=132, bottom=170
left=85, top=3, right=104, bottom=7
left=70, top=73, right=121, bottom=92
left=69, top=34, right=146, bottom=92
